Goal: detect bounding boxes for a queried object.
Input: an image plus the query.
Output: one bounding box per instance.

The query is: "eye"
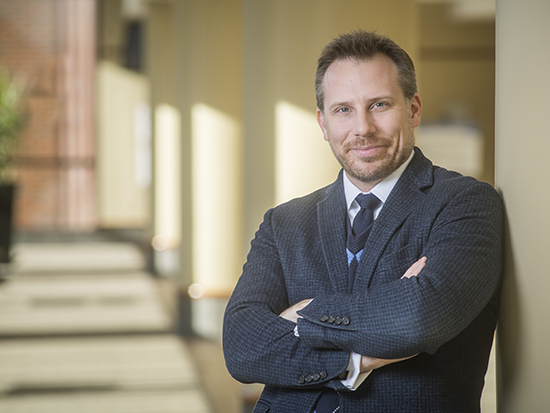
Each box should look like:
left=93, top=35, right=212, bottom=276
left=336, top=107, right=351, bottom=113
left=372, top=102, right=387, bottom=109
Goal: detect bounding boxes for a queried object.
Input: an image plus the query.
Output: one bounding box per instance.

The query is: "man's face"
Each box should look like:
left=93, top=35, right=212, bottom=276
left=317, top=55, right=422, bottom=192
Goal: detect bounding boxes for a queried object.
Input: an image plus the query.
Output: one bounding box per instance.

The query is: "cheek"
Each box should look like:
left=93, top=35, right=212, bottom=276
left=393, top=122, right=411, bottom=144
left=327, top=124, right=348, bottom=144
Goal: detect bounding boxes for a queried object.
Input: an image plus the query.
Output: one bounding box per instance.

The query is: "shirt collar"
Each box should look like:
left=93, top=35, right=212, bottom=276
left=344, top=150, right=415, bottom=212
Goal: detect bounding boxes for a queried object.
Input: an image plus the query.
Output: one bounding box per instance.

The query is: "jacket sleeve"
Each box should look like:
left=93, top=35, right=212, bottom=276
left=223, top=208, right=351, bottom=390
left=296, top=181, right=503, bottom=358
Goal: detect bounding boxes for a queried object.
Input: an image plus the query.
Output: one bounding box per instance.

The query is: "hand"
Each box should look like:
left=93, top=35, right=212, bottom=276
left=279, top=299, right=313, bottom=323
left=360, top=353, right=418, bottom=373
left=401, top=256, right=427, bottom=279
left=357, top=257, right=425, bottom=372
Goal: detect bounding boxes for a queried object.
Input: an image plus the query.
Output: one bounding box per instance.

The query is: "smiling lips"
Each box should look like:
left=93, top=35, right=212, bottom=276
left=349, top=144, right=385, bottom=158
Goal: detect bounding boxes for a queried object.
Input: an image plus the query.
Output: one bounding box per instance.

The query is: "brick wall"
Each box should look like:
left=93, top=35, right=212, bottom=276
left=0, top=0, right=96, bottom=231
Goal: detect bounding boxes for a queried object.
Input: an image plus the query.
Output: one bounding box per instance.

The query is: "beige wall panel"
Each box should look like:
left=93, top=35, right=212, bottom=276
left=496, top=0, right=550, bottom=411
left=99, top=0, right=123, bottom=64
left=154, top=103, right=181, bottom=248
left=178, top=0, right=243, bottom=118
left=148, top=2, right=175, bottom=107
left=191, top=103, right=243, bottom=291
left=97, top=61, right=151, bottom=228
left=420, top=4, right=494, bottom=48
left=419, top=59, right=495, bottom=182
left=419, top=3, right=495, bottom=184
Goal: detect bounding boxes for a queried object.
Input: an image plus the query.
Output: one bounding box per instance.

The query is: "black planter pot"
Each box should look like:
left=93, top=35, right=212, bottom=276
left=0, top=184, right=15, bottom=263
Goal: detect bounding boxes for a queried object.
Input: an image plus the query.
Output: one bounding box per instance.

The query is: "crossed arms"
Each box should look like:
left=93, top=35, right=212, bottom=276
left=279, top=256, right=427, bottom=373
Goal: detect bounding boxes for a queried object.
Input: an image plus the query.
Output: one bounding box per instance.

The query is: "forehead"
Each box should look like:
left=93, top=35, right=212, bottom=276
left=323, top=56, right=402, bottom=102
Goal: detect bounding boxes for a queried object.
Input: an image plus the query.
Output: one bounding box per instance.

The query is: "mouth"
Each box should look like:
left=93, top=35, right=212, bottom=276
left=349, top=145, right=385, bottom=158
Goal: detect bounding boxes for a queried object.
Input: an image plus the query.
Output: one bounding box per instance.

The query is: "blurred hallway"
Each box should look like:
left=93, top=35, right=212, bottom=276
left=0, top=240, right=238, bottom=413
left=0, top=0, right=520, bottom=410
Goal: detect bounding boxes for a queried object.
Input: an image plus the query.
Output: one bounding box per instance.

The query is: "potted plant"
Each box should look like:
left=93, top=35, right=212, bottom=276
left=0, top=68, right=26, bottom=263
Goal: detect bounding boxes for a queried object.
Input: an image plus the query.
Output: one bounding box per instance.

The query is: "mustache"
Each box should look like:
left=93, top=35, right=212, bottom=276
left=343, top=136, right=391, bottom=150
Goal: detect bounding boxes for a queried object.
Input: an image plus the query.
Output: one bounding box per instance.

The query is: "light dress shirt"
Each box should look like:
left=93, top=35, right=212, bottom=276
left=339, top=150, right=414, bottom=390
left=293, top=151, right=414, bottom=390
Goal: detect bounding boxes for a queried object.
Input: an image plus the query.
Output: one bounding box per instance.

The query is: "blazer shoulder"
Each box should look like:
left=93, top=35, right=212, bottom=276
left=405, top=148, right=501, bottom=204
left=428, top=165, right=503, bottom=214
left=432, top=165, right=499, bottom=192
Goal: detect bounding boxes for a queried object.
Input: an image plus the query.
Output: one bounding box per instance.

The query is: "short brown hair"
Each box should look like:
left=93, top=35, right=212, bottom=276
left=315, top=30, right=418, bottom=112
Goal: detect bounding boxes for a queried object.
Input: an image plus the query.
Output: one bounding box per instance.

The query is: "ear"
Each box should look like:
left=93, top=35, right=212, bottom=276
left=409, top=93, right=422, bottom=128
left=316, top=108, right=329, bottom=141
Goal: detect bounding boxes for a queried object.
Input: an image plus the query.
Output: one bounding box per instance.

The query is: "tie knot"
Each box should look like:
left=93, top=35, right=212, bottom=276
left=355, top=193, right=380, bottom=211
left=350, top=193, right=381, bottom=239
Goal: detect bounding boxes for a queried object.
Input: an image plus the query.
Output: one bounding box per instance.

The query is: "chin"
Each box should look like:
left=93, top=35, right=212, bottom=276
left=352, top=160, right=397, bottom=183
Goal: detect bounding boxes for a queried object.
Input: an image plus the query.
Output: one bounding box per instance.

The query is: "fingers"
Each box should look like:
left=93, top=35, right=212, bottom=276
left=401, top=256, right=427, bottom=279
left=360, top=353, right=419, bottom=372
left=279, top=299, right=313, bottom=323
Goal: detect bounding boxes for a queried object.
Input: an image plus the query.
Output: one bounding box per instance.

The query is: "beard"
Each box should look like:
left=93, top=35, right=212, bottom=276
left=330, top=131, right=415, bottom=185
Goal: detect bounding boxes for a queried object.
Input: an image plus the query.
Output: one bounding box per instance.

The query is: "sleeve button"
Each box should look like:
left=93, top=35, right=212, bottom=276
left=320, top=315, right=329, bottom=322
left=327, top=316, right=335, bottom=324
left=320, top=371, right=328, bottom=379
left=335, top=316, right=342, bottom=325
left=298, top=375, right=305, bottom=384
left=342, top=317, right=350, bottom=325
left=305, top=375, right=313, bottom=383
left=313, top=373, right=320, bottom=381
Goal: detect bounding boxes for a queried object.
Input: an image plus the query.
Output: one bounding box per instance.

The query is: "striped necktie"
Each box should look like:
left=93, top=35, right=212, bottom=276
left=347, top=193, right=380, bottom=292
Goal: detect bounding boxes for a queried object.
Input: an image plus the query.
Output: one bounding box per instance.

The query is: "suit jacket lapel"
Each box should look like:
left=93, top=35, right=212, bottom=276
left=354, top=148, right=435, bottom=290
left=317, top=171, right=349, bottom=293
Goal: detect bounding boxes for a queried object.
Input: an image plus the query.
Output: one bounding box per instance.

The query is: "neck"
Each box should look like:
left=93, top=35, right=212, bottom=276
left=346, top=174, right=382, bottom=193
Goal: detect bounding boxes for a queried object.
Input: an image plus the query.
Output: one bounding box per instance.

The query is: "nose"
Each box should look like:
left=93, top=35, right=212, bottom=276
left=353, top=111, right=376, bottom=137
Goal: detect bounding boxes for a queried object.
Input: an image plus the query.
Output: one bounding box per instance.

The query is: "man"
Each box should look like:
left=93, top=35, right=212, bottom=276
left=223, top=30, right=503, bottom=412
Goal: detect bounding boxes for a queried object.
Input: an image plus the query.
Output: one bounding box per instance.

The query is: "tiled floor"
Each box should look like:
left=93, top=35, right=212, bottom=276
left=0, top=336, right=211, bottom=413
left=0, top=272, right=172, bottom=336
left=0, top=241, right=219, bottom=413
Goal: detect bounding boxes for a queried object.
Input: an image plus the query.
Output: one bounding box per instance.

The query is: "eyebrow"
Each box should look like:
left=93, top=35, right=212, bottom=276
left=327, top=95, right=396, bottom=111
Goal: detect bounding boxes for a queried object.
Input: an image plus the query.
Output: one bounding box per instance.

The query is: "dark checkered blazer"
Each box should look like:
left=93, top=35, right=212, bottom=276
left=223, top=147, right=503, bottom=413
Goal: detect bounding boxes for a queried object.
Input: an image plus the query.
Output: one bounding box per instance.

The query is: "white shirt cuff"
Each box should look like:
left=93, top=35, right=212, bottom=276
left=341, top=352, right=371, bottom=390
